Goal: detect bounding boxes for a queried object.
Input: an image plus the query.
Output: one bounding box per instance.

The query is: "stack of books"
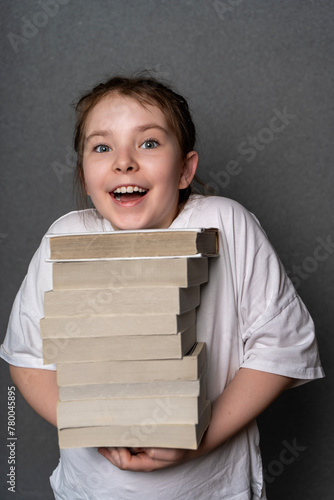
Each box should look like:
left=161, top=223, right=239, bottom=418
left=41, top=228, right=219, bottom=450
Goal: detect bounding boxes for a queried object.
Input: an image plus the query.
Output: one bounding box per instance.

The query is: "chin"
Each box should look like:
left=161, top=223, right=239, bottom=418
left=111, top=218, right=150, bottom=232
left=107, top=210, right=172, bottom=231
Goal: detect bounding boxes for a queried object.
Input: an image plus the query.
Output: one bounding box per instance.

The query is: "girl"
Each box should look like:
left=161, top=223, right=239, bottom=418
left=1, top=74, right=324, bottom=499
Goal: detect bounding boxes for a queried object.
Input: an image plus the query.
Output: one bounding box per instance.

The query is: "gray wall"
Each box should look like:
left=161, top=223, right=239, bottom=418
left=1, top=1, right=333, bottom=498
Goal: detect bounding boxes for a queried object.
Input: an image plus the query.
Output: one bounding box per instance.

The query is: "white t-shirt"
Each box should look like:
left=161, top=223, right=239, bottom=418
left=1, top=195, right=324, bottom=500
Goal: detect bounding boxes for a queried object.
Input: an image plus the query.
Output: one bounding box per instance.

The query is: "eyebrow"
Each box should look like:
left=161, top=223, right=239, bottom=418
left=85, top=123, right=169, bottom=144
left=134, top=123, right=169, bottom=134
left=85, top=130, right=112, bottom=144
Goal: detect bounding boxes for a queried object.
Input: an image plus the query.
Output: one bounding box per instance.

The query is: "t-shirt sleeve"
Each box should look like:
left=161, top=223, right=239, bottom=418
left=0, top=235, right=56, bottom=371
left=234, top=207, right=324, bottom=383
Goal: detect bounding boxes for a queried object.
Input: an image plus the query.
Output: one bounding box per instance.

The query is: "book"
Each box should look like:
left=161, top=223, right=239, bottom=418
left=57, top=388, right=207, bottom=428
left=41, top=309, right=196, bottom=339
left=47, top=228, right=219, bottom=260
left=58, top=364, right=207, bottom=401
left=43, top=324, right=196, bottom=364
left=52, top=257, right=208, bottom=290
left=43, top=285, right=200, bottom=317
left=58, top=400, right=211, bottom=449
left=58, top=376, right=204, bottom=402
left=43, top=230, right=214, bottom=451
left=57, top=342, right=206, bottom=386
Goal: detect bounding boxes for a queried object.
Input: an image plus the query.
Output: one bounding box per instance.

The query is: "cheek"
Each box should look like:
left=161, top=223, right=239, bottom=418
left=82, top=165, right=98, bottom=196
left=157, top=158, right=183, bottom=184
left=83, top=160, right=100, bottom=181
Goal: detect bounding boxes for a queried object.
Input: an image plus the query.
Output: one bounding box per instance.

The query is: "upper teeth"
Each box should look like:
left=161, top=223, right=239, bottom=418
left=114, top=186, right=146, bottom=194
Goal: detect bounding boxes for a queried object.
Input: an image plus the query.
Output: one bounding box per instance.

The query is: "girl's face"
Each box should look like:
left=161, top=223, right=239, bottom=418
left=82, top=94, right=198, bottom=231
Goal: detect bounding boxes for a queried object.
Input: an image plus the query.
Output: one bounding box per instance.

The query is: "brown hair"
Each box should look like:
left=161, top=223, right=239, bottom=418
left=73, top=72, right=197, bottom=209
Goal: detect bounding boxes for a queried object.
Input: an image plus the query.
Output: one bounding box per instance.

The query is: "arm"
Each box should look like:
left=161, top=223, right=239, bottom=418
left=198, top=367, right=293, bottom=454
left=98, top=367, right=294, bottom=471
left=9, top=365, right=58, bottom=427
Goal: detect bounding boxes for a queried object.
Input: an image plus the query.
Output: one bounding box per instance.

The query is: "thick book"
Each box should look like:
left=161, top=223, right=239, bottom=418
left=43, top=285, right=200, bottom=317
left=58, top=376, right=203, bottom=402
left=57, top=388, right=207, bottom=428
left=41, top=309, right=196, bottom=339
left=58, top=364, right=207, bottom=401
left=52, top=257, right=208, bottom=290
left=58, top=400, right=211, bottom=450
left=47, top=228, right=219, bottom=260
left=57, top=342, right=206, bottom=385
left=43, top=324, right=196, bottom=364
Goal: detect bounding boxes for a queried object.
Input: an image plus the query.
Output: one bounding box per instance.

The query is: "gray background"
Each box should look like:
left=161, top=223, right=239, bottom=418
left=0, top=0, right=333, bottom=498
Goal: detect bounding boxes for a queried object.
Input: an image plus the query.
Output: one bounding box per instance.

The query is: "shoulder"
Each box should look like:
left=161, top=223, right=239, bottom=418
left=180, top=195, right=260, bottom=229
left=190, top=194, right=247, bottom=211
left=185, top=194, right=254, bottom=216
left=21, top=209, right=111, bottom=298
left=46, top=209, right=111, bottom=235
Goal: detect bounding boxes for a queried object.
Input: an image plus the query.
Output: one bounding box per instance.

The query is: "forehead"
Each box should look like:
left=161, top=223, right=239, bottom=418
left=85, top=94, right=169, bottom=133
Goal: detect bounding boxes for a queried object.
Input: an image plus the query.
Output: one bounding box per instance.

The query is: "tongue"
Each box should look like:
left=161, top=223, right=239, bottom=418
left=119, top=192, right=144, bottom=202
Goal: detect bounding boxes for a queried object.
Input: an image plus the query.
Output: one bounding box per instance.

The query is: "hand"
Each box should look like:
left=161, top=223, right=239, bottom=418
left=98, top=370, right=293, bottom=473
left=97, top=446, right=194, bottom=472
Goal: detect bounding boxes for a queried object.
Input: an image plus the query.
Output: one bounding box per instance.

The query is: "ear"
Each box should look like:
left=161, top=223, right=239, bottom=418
left=178, top=151, right=198, bottom=190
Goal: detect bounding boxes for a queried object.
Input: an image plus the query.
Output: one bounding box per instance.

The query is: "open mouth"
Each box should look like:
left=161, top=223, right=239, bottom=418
left=112, top=185, right=148, bottom=202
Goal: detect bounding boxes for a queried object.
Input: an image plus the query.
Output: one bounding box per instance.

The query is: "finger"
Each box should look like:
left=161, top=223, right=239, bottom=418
left=129, top=447, right=145, bottom=455
left=98, top=447, right=122, bottom=468
left=99, top=446, right=188, bottom=472
left=145, top=447, right=189, bottom=463
left=117, top=447, right=133, bottom=466
left=97, top=447, right=112, bottom=460
left=145, top=448, right=174, bottom=460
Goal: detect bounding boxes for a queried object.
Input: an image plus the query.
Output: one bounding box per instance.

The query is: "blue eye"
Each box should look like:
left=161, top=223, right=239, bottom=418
left=141, top=140, right=158, bottom=149
left=94, top=144, right=111, bottom=153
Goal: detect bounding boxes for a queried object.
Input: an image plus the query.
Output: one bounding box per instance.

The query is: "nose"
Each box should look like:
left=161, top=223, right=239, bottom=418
left=112, top=148, right=139, bottom=174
